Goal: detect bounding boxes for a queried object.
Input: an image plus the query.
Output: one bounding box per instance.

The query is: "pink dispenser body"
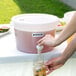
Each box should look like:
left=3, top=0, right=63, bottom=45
left=11, top=14, right=59, bottom=53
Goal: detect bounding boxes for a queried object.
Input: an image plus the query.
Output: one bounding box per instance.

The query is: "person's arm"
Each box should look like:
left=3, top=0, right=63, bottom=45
left=38, top=12, right=76, bottom=47
left=61, top=33, right=76, bottom=60
left=54, top=12, right=76, bottom=46
left=45, top=34, right=76, bottom=74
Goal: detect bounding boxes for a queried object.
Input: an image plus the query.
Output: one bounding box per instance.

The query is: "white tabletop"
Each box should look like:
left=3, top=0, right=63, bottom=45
left=0, top=27, right=67, bottom=62
left=0, top=24, right=67, bottom=63
left=0, top=58, right=75, bottom=76
left=0, top=24, right=76, bottom=76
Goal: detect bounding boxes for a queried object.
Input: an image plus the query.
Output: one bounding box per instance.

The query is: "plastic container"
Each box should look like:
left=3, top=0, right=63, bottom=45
left=11, top=13, right=59, bottom=53
left=64, top=11, right=76, bottom=24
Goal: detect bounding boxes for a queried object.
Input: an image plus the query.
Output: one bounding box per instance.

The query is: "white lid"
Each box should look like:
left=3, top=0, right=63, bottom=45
left=11, top=13, right=59, bottom=32
left=11, top=13, right=59, bottom=26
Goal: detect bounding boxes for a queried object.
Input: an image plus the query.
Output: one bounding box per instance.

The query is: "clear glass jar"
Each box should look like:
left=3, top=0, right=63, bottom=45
left=33, top=54, right=46, bottom=76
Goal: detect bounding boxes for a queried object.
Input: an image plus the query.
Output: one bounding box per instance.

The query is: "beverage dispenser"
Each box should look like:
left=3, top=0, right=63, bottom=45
left=11, top=13, right=59, bottom=53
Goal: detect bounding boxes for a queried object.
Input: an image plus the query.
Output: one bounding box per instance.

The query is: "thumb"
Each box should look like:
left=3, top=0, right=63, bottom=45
left=45, top=58, right=56, bottom=66
left=45, top=60, right=54, bottom=67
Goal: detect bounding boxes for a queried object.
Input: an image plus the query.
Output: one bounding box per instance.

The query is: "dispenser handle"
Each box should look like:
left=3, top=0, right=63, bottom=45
left=36, top=45, right=44, bottom=54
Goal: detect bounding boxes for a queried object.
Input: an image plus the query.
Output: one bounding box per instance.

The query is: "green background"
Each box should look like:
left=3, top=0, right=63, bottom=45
left=0, top=0, right=74, bottom=24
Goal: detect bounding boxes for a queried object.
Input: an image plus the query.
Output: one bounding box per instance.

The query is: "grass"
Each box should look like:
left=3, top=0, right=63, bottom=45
left=0, top=0, right=74, bottom=24
left=0, top=0, right=21, bottom=24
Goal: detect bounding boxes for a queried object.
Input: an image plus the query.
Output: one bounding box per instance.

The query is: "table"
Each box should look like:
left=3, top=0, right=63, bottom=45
left=0, top=24, right=68, bottom=63
left=0, top=24, right=76, bottom=76
left=0, top=58, right=75, bottom=76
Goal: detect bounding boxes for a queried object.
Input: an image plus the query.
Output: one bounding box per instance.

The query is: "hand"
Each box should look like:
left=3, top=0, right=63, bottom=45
left=37, top=34, right=55, bottom=47
left=45, top=56, right=67, bottom=74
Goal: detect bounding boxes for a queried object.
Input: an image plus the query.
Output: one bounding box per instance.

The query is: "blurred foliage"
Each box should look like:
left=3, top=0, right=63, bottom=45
left=0, top=0, right=74, bottom=24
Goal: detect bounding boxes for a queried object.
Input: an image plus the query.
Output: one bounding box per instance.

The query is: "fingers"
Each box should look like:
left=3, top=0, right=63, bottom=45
left=45, top=58, right=54, bottom=66
left=45, top=57, right=64, bottom=75
left=37, top=34, right=50, bottom=45
left=45, top=61, right=54, bottom=75
left=37, top=37, right=45, bottom=46
left=37, top=34, right=54, bottom=46
left=46, top=64, right=63, bottom=75
left=37, top=38, right=44, bottom=44
left=45, top=57, right=62, bottom=66
left=45, top=64, right=54, bottom=74
left=53, top=64, right=63, bottom=70
left=46, top=68, right=54, bottom=75
left=37, top=40, right=44, bottom=46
